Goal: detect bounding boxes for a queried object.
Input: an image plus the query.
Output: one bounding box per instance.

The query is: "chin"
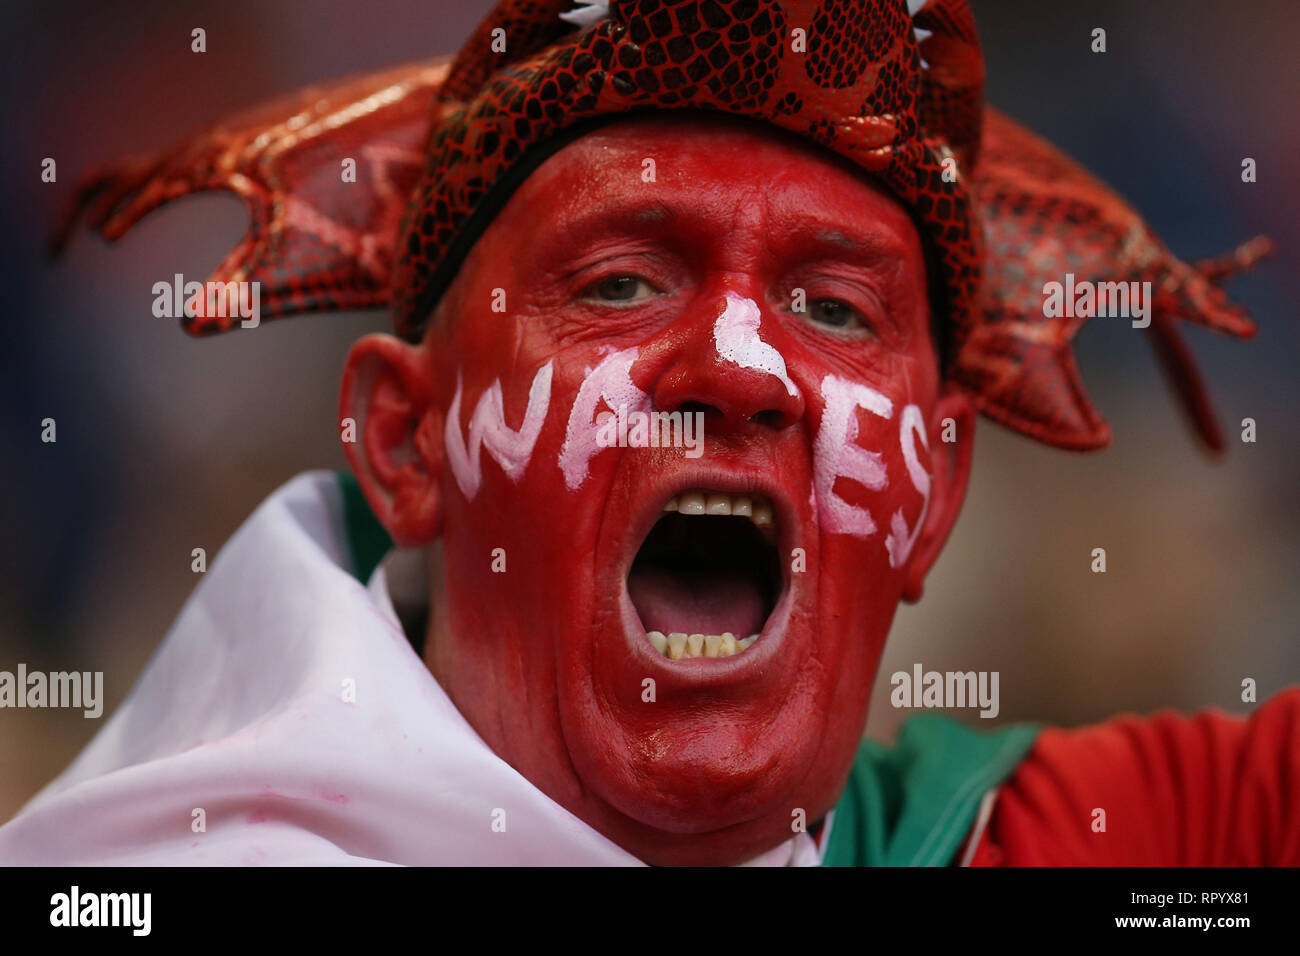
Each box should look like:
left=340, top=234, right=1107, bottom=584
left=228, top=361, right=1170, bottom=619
left=543, top=450, right=889, bottom=863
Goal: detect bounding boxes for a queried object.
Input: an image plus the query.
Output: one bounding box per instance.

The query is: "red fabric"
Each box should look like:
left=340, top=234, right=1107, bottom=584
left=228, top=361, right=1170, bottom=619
left=966, top=689, right=1300, bottom=866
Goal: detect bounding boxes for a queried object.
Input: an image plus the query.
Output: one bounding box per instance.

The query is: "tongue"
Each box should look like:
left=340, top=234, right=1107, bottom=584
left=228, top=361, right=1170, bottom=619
left=627, top=565, right=767, bottom=637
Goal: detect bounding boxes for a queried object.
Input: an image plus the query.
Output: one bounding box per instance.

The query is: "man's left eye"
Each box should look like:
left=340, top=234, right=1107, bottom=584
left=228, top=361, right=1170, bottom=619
left=806, top=298, right=865, bottom=330
left=584, top=274, right=657, bottom=303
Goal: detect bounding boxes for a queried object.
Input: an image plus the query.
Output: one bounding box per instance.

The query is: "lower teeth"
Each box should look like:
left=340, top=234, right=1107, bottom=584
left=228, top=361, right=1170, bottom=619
left=646, top=631, right=758, bottom=659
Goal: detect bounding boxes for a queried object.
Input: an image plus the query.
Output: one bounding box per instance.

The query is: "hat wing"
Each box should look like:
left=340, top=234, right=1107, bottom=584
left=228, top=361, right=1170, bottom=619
left=53, top=58, right=451, bottom=334
left=961, top=109, right=1269, bottom=451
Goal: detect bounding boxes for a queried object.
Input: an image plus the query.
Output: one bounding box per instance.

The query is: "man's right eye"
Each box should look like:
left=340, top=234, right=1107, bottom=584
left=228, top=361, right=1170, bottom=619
left=583, top=275, right=657, bottom=303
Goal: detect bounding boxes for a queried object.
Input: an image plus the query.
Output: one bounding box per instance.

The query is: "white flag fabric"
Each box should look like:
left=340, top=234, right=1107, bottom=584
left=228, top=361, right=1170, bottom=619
left=0, top=472, right=821, bottom=866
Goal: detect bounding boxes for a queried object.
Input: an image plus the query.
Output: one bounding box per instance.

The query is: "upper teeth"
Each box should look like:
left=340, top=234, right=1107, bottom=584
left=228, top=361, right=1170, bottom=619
left=663, top=490, right=773, bottom=526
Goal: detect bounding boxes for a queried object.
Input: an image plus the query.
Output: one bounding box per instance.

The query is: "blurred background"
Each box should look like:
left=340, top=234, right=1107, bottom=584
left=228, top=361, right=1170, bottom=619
left=1, top=0, right=1297, bottom=822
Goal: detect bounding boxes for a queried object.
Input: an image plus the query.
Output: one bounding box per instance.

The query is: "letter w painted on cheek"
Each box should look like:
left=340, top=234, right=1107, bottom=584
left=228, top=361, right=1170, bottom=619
left=814, top=374, right=892, bottom=537
left=445, top=361, right=553, bottom=501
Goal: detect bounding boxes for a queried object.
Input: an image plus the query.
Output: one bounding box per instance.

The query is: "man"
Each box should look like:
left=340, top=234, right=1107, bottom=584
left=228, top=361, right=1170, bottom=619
left=2, top=0, right=1295, bottom=865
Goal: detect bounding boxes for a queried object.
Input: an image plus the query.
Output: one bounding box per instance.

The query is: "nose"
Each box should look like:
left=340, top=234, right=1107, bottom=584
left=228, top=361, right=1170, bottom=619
left=648, top=293, right=805, bottom=432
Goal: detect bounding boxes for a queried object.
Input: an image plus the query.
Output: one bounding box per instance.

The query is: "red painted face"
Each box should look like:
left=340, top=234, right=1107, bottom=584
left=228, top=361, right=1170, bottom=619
left=347, top=113, right=972, bottom=865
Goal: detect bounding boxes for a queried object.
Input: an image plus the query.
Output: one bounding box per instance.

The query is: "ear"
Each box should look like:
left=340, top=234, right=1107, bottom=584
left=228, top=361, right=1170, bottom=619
left=338, top=333, right=444, bottom=547
left=901, top=387, right=975, bottom=603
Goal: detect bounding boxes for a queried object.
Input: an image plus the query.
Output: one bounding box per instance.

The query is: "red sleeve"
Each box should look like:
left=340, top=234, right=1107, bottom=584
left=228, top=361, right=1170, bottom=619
left=968, top=688, right=1300, bottom=866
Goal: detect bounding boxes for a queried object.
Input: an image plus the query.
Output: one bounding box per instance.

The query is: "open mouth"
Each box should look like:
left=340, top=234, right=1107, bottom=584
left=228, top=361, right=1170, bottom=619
left=627, top=490, right=783, bottom=660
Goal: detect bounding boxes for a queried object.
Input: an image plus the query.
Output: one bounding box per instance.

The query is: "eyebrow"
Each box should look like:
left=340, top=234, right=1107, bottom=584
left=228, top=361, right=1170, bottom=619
left=797, top=227, right=899, bottom=261
left=553, top=198, right=681, bottom=240
left=537, top=197, right=904, bottom=272
left=813, top=228, right=888, bottom=253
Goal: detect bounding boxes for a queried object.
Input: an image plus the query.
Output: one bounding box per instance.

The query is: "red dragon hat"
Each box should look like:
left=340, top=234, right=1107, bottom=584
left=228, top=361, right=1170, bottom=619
left=55, top=0, right=1270, bottom=452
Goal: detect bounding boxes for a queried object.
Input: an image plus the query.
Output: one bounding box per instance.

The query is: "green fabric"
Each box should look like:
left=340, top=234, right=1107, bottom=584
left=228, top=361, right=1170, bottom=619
left=337, top=471, right=393, bottom=583
left=822, top=715, right=1040, bottom=867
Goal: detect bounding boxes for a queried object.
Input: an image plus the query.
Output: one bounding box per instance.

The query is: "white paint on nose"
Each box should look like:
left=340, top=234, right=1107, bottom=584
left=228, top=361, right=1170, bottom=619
left=712, top=293, right=800, bottom=399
